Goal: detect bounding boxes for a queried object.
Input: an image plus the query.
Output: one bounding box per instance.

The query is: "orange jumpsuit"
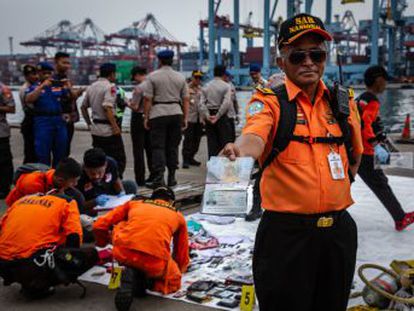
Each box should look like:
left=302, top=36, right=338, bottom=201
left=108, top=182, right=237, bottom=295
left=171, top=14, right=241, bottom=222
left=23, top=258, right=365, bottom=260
left=0, top=193, right=82, bottom=260
left=6, top=169, right=55, bottom=207
left=93, top=199, right=190, bottom=294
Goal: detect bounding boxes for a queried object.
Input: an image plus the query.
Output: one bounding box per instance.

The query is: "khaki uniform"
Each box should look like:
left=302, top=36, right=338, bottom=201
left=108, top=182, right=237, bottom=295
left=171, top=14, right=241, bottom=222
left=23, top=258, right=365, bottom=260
left=182, top=82, right=203, bottom=164
left=143, top=66, right=188, bottom=120
left=130, top=82, right=153, bottom=185
left=199, top=78, right=233, bottom=158
left=0, top=82, right=14, bottom=195
left=227, top=81, right=239, bottom=141
left=143, top=66, right=189, bottom=186
left=82, top=78, right=126, bottom=177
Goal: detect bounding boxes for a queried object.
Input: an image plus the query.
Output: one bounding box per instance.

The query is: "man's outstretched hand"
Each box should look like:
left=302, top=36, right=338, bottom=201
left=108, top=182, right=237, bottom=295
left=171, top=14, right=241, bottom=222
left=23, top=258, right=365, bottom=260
left=219, top=143, right=241, bottom=161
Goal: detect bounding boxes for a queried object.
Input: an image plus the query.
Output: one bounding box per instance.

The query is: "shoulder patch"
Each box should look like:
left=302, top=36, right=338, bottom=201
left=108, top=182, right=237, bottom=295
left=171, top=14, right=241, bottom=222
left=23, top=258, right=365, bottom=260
left=348, top=87, right=354, bottom=99
left=256, top=86, right=275, bottom=95
left=247, top=101, right=264, bottom=116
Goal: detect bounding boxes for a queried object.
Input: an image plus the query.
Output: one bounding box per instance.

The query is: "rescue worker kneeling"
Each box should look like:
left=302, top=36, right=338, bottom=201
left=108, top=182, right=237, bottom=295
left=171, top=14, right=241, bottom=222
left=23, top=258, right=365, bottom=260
left=0, top=192, right=98, bottom=299
left=93, top=187, right=190, bottom=311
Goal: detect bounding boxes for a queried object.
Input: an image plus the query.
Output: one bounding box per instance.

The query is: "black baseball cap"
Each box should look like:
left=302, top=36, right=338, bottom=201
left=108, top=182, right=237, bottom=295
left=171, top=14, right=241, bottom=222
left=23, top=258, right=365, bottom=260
left=23, top=64, right=37, bottom=76
left=151, top=186, right=176, bottom=201
left=278, top=13, right=333, bottom=50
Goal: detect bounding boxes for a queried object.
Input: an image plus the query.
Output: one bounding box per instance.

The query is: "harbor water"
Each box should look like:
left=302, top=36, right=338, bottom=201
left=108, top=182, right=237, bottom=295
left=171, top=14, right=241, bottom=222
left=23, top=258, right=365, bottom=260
left=7, top=89, right=414, bottom=133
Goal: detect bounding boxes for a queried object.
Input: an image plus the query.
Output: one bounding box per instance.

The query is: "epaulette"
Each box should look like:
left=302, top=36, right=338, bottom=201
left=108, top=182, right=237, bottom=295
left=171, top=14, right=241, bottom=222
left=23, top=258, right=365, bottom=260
left=256, top=86, right=275, bottom=95
left=348, top=87, right=355, bottom=99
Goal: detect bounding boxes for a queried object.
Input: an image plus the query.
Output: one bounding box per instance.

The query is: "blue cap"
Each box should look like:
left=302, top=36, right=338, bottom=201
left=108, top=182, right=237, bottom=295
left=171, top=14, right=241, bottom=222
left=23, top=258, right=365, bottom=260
left=249, top=63, right=261, bottom=73
left=157, top=49, right=174, bottom=59
left=224, top=70, right=233, bottom=78
left=36, top=61, right=54, bottom=72
left=99, top=63, right=116, bottom=72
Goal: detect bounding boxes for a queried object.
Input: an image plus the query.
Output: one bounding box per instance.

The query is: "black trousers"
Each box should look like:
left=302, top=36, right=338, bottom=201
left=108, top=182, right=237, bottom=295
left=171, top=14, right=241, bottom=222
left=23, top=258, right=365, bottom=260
left=228, top=118, right=236, bottom=142
left=182, top=121, right=203, bottom=162
left=130, top=112, right=153, bottom=185
left=253, top=210, right=357, bottom=311
left=205, top=115, right=233, bottom=158
left=92, top=134, right=126, bottom=178
left=358, top=154, right=405, bottom=222
left=66, top=122, right=75, bottom=156
left=0, top=247, right=98, bottom=293
left=21, top=115, right=37, bottom=164
left=149, top=115, right=182, bottom=175
left=0, top=137, right=13, bottom=196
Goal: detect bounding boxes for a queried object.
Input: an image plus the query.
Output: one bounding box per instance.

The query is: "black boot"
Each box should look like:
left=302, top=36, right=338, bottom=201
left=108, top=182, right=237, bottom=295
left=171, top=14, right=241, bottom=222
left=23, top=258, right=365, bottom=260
left=189, top=158, right=201, bottom=166
left=182, top=160, right=190, bottom=169
left=168, top=170, right=177, bottom=187
left=115, top=268, right=136, bottom=311
left=146, top=173, right=165, bottom=189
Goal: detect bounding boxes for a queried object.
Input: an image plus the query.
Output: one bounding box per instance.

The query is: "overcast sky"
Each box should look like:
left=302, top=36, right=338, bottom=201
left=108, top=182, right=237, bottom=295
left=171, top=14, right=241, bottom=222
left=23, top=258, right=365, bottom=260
left=1, top=0, right=413, bottom=54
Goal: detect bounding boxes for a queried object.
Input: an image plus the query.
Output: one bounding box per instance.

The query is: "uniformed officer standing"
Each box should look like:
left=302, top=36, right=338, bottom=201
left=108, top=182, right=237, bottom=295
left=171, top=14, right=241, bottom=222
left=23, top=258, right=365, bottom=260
left=220, top=14, right=363, bottom=310
left=19, top=65, right=39, bottom=164
left=0, top=82, right=15, bottom=198
left=81, top=63, right=127, bottom=178
left=53, top=52, right=84, bottom=156
left=182, top=70, right=204, bottom=168
left=25, top=62, right=70, bottom=167
left=357, top=65, right=414, bottom=231
left=249, top=63, right=268, bottom=89
left=143, top=50, right=189, bottom=188
left=198, top=65, right=233, bottom=158
left=129, top=66, right=153, bottom=186
left=223, top=70, right=240, bottom=142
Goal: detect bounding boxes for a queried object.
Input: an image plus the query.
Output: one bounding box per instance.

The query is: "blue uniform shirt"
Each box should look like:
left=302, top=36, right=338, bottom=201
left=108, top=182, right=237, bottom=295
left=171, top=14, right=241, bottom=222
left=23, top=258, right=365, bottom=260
left=25, top=83, right=69, bottom=116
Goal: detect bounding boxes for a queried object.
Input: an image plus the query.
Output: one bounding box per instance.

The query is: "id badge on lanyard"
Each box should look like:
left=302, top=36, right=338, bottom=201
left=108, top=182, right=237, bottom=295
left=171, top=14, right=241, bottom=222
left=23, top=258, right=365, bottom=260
left=327, top=145, right=345, bottom=180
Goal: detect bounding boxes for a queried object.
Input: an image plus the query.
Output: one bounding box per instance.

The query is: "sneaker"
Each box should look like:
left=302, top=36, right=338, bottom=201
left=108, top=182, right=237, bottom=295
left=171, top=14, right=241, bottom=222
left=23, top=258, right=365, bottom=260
left=189, top=159, right=201, bottom=166
left=115, top=268, right=136, bottom=311
left=395, top=212, right=414, bottom=231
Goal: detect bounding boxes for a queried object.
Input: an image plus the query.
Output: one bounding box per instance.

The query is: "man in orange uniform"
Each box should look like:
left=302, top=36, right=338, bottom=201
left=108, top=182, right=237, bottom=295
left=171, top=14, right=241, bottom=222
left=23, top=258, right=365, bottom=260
left=93, top=186, right=189, bottom=311
left=5, top=158, right=85, bottom=212
left=0, top=192, right=98, bottom=299
left=357, top=65, right=414, bottom=231
left=220, top=14, right=363, bottom=311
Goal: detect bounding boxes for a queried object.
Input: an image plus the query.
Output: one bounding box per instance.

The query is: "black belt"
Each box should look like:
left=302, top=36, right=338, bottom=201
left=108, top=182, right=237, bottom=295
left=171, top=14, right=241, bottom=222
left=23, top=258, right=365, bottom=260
left=291, top=135, right=344, bottom=145
left=93, top=119, right=111, bottom=125
left=153, top=101, right=180, bottom=105
left=263, top=210, right=346, bottom=228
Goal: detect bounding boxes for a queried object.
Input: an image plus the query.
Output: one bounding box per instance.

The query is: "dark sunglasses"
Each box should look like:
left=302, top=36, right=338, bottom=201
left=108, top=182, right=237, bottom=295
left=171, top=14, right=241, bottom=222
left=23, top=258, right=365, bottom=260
left=286, top=49, right=327, bottom=65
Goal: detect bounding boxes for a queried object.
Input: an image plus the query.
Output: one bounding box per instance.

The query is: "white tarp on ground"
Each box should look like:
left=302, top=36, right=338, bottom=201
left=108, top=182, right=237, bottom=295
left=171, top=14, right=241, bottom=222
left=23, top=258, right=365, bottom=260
left=80, top=175, right=414, bottom=310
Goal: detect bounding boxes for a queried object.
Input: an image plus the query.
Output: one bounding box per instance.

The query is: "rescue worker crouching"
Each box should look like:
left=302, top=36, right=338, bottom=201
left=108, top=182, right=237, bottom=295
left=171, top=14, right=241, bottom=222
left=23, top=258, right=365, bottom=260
left=93, top=186, right=190, bottom=311
left=76, top=148, right=137, bottom=215
left=220, top=13, right=363, bottom=311
left=24, top=62, right=70, bottom=167
left=0, top=190, right=98, bottom=299
left=6, top=158, right=85, bottom=212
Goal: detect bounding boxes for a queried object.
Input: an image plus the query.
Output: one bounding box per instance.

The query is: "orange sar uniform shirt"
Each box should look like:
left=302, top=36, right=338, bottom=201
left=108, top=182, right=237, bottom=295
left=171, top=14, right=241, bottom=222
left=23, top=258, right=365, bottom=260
left=93, top=199, right=190, bottom=294
left=5, top=169, right=55, bottom=207
left=243, top=78, right=364, bottom=214
left=358, top=93, right=381, bottom=155
left=0, top=194, right=82, bottom=260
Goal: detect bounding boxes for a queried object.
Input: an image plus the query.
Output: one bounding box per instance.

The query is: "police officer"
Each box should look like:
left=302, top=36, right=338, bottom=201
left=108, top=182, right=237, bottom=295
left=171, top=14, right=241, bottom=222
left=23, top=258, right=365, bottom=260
left=19, top=65, right=39, bottom=164
left=0, top=82, right=15, bottom=198
left=182, top=70, right=204, bottom=168
left=81, top=63, right=127, bottom=178
left=223, top=70, right=240, bottom=142
left=25, top=62, right=69, bottom=167
left=220, top=14, right=363, bottom=310
left=129, top=66, right=153, bottom=186
left=143, top=50, right=190, bottom=188
left=249, top=63, right=268, bottom=89
left=198, top=65, right=233, bottom=158
left=357, top=65, right=414, bottom=231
